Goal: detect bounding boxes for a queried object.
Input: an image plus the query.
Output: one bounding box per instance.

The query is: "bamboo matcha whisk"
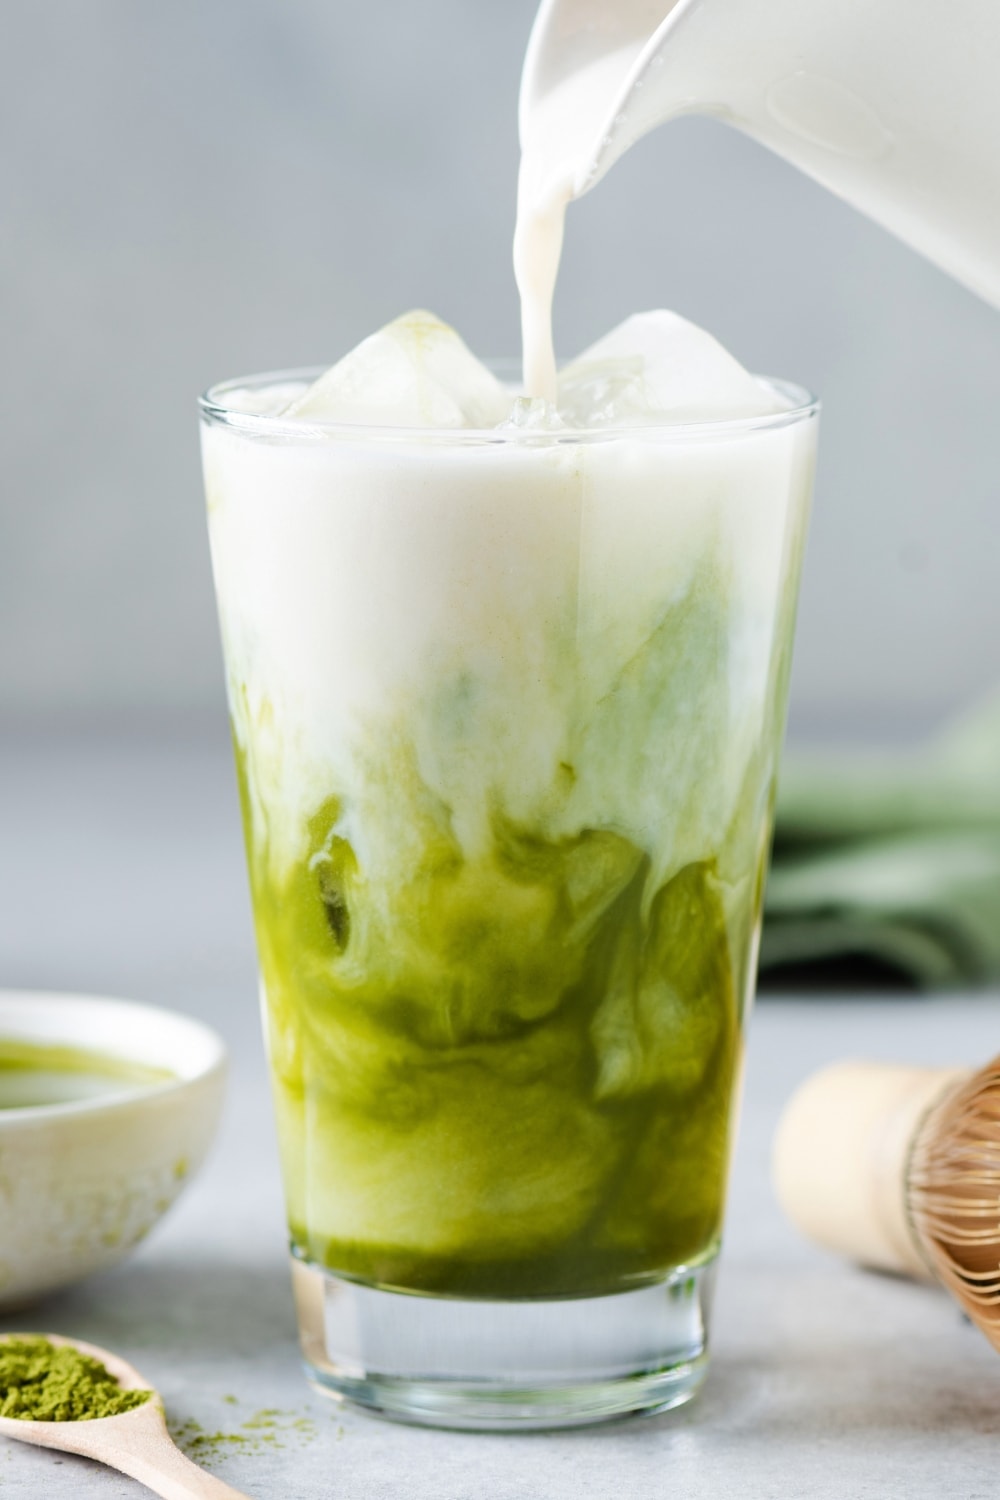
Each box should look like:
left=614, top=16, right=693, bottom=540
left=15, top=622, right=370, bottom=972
left=773, top=1056, right=1000, bottom=1353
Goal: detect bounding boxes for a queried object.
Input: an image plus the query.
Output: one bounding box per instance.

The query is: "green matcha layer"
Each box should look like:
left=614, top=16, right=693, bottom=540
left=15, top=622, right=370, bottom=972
left=235, top=718, right=771, bottom=1299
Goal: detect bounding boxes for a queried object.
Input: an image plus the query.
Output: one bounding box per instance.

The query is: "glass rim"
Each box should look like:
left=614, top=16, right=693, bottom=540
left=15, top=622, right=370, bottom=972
left=199, top=364, right=819, bottom=446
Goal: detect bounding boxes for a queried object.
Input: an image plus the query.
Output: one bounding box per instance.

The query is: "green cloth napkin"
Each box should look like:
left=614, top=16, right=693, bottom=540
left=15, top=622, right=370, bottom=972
left=761, top=693, right=1000, bottom=988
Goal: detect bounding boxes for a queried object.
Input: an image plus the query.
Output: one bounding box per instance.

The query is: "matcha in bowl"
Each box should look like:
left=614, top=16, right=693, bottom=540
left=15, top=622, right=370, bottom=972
left=0, top=992, right=226, bottom=1309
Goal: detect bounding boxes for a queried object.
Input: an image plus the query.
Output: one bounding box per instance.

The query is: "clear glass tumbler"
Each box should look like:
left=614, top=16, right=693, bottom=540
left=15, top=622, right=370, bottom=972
left=200, top=370, right=818, bottom=1429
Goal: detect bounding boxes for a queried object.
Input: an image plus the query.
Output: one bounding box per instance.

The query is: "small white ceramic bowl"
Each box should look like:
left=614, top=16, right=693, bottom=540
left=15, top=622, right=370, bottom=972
left=0, top=990, right=226, bottom=1310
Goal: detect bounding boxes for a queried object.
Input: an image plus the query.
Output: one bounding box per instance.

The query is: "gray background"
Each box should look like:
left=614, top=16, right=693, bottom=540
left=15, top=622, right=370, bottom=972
left=3, top=0, right=999, bottom=741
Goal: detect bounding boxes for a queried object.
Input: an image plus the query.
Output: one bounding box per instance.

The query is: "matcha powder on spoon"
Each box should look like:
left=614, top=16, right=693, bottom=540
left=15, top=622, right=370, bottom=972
left=0, top=1337, right=152, bottom=1421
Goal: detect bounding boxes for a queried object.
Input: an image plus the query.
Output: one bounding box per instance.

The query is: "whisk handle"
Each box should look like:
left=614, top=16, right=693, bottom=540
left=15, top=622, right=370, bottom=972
left=772, top=1061, right=968, bottom=1276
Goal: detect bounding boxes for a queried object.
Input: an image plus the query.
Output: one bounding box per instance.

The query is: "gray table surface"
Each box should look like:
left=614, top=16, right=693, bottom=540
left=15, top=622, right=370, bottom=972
left=1, top=733, right=998, bottom=1499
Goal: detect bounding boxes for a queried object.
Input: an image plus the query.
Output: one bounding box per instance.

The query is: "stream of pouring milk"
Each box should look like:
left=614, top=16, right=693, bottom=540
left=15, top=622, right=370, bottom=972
left=515, top=45, right=647, bottom=402
left=514, top=0, right=1000, bottom=388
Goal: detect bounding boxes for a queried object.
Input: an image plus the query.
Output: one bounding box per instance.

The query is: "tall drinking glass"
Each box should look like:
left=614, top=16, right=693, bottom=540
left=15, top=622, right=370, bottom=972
left=200, top=372, right=817, bottom=1429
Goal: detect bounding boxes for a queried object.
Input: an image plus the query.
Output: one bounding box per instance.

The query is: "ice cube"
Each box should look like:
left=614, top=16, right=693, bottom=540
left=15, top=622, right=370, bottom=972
left=283, top=310, right=512, bottom=429
left=557, top=310, right=790, bottom=428
left=496, top=394, right=566, bottom=432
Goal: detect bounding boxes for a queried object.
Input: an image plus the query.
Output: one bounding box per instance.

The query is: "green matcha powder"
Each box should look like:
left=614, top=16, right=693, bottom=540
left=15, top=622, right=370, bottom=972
left=0, top=1338, right=151, bottom=1422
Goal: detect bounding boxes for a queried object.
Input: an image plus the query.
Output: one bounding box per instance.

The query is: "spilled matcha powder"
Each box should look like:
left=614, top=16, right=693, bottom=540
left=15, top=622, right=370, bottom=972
left=0, top=1338, right=151, bottom=1422
left=170, top=1407, right=318, bottom=1463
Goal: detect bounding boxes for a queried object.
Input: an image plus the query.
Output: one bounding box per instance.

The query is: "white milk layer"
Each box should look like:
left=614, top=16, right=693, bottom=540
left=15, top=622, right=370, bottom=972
left=203, top=396, right=816, bottom=906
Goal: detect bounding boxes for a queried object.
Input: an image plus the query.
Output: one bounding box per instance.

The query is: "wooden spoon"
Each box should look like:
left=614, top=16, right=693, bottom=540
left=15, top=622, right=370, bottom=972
left=0, top=1334, right=251, bottom=1499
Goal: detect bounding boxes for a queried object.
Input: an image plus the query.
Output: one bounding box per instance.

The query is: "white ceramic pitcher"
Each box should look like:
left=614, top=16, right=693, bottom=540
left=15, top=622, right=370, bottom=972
left=521, top=0, right=1000, bottom=308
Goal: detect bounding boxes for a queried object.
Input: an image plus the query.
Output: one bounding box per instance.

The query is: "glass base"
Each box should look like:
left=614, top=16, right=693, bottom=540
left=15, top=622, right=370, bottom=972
left=291, top=1252, right=716, bottom=1430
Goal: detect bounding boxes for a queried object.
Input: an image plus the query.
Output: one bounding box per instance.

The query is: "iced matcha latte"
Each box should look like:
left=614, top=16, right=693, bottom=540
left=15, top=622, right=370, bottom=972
left=202, top=310, right=817, bottom=1425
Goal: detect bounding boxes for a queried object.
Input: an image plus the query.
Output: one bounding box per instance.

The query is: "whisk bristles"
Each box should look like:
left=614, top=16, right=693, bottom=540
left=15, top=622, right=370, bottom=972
left=908, top=1059, right=1000, bottom=1350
